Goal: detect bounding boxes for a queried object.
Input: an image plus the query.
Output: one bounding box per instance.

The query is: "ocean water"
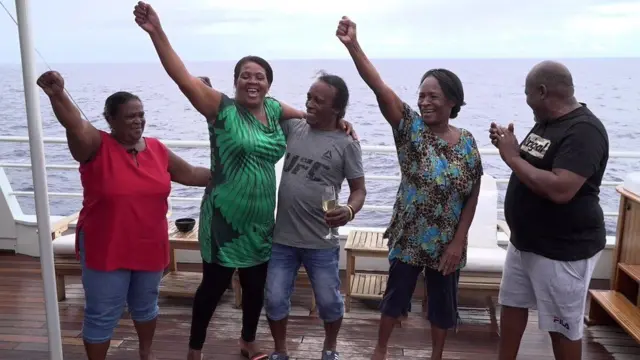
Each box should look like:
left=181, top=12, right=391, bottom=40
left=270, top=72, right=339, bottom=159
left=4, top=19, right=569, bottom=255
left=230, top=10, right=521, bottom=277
left=1, top=58, right=639, bottom=234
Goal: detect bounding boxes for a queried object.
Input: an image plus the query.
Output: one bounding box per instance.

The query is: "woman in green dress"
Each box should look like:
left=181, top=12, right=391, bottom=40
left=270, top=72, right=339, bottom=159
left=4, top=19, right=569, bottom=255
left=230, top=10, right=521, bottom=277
left=133, top=2, right=355, bottom=360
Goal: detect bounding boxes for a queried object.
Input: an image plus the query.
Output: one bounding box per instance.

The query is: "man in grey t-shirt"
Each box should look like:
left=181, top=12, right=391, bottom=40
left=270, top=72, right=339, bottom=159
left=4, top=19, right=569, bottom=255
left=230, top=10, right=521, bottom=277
left=265, top=73, right=366, bottom=360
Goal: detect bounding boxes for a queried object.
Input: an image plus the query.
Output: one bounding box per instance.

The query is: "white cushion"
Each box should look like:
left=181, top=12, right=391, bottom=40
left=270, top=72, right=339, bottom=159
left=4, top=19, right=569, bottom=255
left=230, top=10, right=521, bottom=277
left=467, top=174, right=498, bottom=249
left=52, top=234, right=76, bottom=255
left=623, top=172, right=640, bottom=198
left=463, top=246, right=506, bottom=273
left=274, top=157, right=285, bottom=217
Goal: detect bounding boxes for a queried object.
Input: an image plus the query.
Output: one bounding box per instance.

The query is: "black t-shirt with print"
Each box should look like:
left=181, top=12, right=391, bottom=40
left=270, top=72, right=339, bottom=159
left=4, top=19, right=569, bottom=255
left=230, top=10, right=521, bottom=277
left=504, top=104, right=609, bottom=261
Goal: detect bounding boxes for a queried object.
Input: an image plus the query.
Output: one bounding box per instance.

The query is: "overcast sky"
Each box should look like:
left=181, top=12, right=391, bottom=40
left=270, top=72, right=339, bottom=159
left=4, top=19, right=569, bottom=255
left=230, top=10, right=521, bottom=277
left=1, top=0, right=639, bottom=63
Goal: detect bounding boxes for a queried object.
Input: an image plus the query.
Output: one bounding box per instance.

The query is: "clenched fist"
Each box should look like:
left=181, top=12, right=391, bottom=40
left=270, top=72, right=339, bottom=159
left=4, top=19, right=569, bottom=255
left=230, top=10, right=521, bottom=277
left=36, top=71, right=65, bottom=97
left=133, top=1, right=162, bottom=34
left=336, top=16, right=357, bottom=46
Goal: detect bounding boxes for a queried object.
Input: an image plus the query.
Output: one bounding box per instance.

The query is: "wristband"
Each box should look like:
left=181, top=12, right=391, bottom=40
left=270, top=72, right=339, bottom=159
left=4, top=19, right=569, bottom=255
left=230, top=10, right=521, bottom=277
left=346, top=204, right=355, bottom=221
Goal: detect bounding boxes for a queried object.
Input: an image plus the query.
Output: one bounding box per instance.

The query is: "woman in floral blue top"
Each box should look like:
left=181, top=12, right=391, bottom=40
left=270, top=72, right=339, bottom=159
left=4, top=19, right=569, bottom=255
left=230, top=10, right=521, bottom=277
left=337, top=17, right=483, bottom=360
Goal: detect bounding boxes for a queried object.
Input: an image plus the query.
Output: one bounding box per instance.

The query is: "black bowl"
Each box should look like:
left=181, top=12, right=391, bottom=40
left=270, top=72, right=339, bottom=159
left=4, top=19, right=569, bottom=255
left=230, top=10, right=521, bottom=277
left=175, top=218, right=196, bottom=233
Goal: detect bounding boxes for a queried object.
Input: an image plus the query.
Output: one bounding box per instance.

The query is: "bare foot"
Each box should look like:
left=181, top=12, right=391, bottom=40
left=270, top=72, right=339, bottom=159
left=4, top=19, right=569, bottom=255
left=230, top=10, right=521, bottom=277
left=140, top=350, right=157, bottom=360
left=371, top=346, right=387, bottom=360
left=186, top=348, right=203, bottom=360
left=239, top=338, right=264, bottom=358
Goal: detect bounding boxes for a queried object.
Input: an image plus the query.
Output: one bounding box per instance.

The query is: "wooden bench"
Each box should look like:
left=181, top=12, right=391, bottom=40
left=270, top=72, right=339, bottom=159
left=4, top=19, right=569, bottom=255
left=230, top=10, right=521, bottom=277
left=50, top=212, right=81, bottom=301
left=52, top=219, right=227, bottom=303
left=344, top=229, right=506, bottom=334
left=51, top=204, right=176, bottom=301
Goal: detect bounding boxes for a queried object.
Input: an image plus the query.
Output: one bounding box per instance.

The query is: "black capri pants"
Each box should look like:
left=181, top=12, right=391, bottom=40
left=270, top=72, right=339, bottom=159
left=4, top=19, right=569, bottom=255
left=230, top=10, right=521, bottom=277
left=379, top=259, right=460, bottom=329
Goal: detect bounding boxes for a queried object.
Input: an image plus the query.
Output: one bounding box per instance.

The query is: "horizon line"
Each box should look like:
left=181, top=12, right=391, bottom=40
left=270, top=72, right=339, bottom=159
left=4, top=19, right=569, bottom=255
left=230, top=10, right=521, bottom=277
left=1, top=56, right=639, bottom=66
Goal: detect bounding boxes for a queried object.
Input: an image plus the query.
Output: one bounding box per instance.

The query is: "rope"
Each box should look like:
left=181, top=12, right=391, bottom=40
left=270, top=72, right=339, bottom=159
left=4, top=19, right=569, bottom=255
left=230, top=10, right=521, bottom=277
left=1, top=0, right=90, bottom=121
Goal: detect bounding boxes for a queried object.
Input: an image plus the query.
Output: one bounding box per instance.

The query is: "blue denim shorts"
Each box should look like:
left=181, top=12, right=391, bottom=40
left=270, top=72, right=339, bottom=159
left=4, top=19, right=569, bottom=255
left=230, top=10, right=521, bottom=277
left=79, top=231, right=163, bottom=343
left=265, top=243, right=343, bottom=322
left=380, top=259, right=460, bottom=330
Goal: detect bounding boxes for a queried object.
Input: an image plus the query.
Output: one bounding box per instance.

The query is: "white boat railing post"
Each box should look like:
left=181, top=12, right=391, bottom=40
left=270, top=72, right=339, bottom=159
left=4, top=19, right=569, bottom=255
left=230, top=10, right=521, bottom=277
left=14, top=1, right=64, bottom=359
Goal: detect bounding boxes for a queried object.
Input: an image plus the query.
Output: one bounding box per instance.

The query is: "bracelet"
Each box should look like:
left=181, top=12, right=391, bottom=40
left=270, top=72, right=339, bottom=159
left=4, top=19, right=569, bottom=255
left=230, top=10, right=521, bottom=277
left=346, top=204, right=355, bottom=221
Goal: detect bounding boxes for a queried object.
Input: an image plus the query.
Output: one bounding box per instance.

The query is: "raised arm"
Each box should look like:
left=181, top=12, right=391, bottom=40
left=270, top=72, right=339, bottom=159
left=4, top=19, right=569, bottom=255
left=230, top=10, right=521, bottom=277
left=134, top=2, right=222, bottom=121
left=336, top=17, right=404, bottom=128
left=36, top=71, right=101, bottom=163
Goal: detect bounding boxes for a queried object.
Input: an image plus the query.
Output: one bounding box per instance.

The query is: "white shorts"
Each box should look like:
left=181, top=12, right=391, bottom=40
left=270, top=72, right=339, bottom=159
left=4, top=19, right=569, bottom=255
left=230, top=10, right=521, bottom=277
left=498, top=243, right=601, bottom=341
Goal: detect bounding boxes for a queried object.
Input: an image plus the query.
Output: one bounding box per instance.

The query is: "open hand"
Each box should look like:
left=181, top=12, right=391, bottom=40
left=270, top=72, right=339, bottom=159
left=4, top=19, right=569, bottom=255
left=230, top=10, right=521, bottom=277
left=338, top=118, right=358, bottom=140
left=336, top=16, right=357, bottom=45
left=36, top=71, right=65, bottom=97
left=438, top=241, right=464, bottom=275
left=133, top=1, right=162, bottom=34
left=325, top=206, right=351, bottom=227
left=490, top=122, right=520, bottom=163
left=489, top=122, right=503, bottom=148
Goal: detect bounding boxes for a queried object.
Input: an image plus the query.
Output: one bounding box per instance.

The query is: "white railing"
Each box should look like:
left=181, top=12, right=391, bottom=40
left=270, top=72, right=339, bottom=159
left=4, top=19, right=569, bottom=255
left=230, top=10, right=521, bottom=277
left=1, top=135, right=639, bottom=217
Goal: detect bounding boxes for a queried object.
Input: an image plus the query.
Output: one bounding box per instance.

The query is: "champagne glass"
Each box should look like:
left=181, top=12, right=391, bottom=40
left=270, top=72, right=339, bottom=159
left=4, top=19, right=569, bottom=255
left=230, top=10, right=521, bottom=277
left=321, top=185, right=337, bottom=239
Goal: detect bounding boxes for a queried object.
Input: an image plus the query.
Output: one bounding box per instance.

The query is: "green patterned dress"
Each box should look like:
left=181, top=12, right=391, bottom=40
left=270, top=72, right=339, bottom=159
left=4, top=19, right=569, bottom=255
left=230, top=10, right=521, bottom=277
left=198, top=94, right=286, bottom=268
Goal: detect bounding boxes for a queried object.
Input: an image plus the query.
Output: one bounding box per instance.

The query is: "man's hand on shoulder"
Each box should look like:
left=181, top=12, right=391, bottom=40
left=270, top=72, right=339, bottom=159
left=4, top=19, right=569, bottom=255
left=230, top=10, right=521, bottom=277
left=338, top=118, right=358, bottom=140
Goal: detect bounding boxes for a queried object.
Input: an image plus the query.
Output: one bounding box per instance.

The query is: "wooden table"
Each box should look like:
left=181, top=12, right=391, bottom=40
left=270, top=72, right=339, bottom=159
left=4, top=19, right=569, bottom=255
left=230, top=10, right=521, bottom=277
left=158, top=220, right=205, bottom=299
left=344, top=230, right=501, bottom=334
left=344, top=230, right=389, bottom=312
left=159, top=219, right=317, bottom=312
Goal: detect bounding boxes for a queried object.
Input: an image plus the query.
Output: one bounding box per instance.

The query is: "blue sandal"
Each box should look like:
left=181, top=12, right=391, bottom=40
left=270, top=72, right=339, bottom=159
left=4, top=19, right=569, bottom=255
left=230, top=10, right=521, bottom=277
left=268, top=353, right=289, bottom=360
left=240, top=349, right=269, bottom=360
left=321, top=350, right=340, bottom=360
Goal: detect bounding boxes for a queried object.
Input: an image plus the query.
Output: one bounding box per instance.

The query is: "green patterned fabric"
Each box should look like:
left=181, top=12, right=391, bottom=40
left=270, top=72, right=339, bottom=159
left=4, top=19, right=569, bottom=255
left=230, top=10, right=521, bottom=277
left=198, top=94, right=286, bottom=267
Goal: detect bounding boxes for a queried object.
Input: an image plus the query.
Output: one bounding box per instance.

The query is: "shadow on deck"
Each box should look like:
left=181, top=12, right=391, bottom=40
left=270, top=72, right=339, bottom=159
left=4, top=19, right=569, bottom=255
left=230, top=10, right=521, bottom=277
left=1, top=253, right=639, bottom=360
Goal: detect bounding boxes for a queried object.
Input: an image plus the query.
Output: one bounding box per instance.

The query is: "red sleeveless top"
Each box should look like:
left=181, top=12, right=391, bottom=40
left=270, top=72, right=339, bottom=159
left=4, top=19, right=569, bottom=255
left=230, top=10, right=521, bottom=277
left=75, top=131, right=171, bottom=272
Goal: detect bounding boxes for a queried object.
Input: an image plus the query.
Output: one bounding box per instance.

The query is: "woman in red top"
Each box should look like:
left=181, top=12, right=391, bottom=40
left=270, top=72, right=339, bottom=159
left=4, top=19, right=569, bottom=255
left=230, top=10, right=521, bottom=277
left=37, top=70, right=210, bottom=360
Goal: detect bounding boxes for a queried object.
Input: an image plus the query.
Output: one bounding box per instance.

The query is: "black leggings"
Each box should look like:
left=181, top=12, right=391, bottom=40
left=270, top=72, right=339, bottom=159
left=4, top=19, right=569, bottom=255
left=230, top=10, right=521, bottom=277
left=188, top=260, right=268, bottom=350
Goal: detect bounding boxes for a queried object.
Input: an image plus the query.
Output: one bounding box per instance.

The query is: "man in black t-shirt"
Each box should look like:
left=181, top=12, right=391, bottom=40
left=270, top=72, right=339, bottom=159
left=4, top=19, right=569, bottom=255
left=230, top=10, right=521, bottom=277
left=490, top=61, right=609, bottom=360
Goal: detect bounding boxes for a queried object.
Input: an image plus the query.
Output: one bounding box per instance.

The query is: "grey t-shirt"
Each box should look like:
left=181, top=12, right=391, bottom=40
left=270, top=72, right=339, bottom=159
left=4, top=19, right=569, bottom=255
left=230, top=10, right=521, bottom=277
left=273, top=119, right=365, bottom=249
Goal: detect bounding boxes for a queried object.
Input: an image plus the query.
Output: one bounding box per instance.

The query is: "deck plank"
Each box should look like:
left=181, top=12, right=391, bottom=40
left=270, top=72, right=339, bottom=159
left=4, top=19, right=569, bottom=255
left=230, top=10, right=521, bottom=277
left=0, top=253, right=639, bottom=359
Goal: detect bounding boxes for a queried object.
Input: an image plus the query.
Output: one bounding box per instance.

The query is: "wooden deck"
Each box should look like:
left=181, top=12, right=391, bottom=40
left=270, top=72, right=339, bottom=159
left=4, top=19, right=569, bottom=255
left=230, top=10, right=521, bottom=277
left=1, top=253, right=639, bottom=360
